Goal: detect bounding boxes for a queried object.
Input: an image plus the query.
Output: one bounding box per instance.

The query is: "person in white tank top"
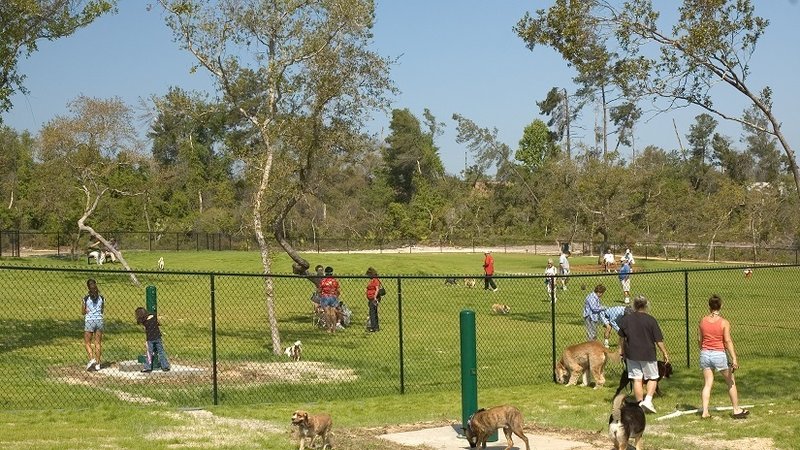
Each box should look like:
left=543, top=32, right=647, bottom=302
left=82, top=279, right=105, bottom=371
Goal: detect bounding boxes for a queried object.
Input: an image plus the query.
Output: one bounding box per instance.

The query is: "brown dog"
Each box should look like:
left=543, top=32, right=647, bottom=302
left=608, top=392, right=645, bottom=450
left=491, top=303, right=511, bottom=314
left=322, top=306, right=341, bottom=333
left=291, top=410, right=332, bottom=450
left=555, top=341, right=621, bottom=388
left=464, top=405, right=530, bottom=450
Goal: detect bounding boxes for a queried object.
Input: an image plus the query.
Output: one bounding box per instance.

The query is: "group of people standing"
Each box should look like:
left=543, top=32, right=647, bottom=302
left=311, top=264, right=384, bottom=332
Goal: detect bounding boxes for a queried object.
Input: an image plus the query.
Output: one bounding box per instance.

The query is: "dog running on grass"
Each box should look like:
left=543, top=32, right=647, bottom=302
left=291, top=410, right=332, bottom=450
left=614, top=360, right=673, bottom=398
left=491, top=303, right=511, bottom=314
left=464, top=405, right=530, bottom=450
left=463, top=278, right=477, bottom=288
left=555, top=340, right=621, bottom=388
left=284, top=340, right=302, bottom=361
left=608, top=392, right=646, bottom=450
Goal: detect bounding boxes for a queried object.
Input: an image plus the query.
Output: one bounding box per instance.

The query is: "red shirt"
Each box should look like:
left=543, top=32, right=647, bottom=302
left=366, top=277, right=381, bottom=301
left=483, top=254, right=495, bottom=275
left=319, top=277, right=340, bottom=297
left=700, top=316, right=725, bottom=351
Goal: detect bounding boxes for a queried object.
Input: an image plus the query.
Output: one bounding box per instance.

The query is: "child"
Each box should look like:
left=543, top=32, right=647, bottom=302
left=135, top=307, right=171, bottom=373
left=544, top=259, right=558, bottom=302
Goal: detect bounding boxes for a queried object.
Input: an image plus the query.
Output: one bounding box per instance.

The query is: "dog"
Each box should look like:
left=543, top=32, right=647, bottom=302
left=491, top=303, right=511, bottom=314
left=555, top=341, right=621, bottom=388
left=322, top=306, right=342, bottom=334
left=284, top=340, right=302, bottom=361
left=743, top=268, right=753, bottom=278
left=157, top=257, right=165, bottom=271
left=463, top=405, right=530, bottom=450
left=608, top=392, right=646, bottom=450
left=614, top=360, right=673, bottom=398
left=464, top=278, right=477, bottom=288
left=444, top=277, right=458, bottom=285
left=291, top=410, right=332, bottom=450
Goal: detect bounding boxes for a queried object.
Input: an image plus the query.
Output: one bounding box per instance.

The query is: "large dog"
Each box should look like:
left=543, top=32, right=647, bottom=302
left=291, top=410, right=332, bottom=450
left=491, top=303, right=511, bottom=314
left=463, top=405, right=530, bottom=450
left=608, top=392, right=646, bottom=450
left=555, top=341, right=621, bottom=388
left=613, top=360, right=673, bottom=397
left=322, top=306, right=342, bottom=334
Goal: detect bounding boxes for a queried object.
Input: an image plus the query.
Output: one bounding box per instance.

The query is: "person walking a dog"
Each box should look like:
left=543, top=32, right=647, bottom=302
left=483, top=251, right=498, bottom=291
left=82, top=279, right=105, bottom=371
left=365, top=267, right=383, bottom=332
left=582, top=284, right=608, bottom=340
left=135, top=307, right=171, bottom=372
left=544, top=259, right=558, bottom=302
left=617, top=295, right=670, bottom=414
left=698, top=294, right=749, bottom=419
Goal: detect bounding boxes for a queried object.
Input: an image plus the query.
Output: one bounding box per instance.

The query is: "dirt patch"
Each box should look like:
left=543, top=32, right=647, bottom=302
left=149, top=409, right=284, bottom=448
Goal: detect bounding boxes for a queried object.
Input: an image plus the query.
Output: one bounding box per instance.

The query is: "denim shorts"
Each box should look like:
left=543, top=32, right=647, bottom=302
left=626, top=359, right=658, bottom=380
left=699, top=350, right=729, bottom=371
left=84, top=319, right=104, bottom=333
left=320, top=296, right=339, bottom=308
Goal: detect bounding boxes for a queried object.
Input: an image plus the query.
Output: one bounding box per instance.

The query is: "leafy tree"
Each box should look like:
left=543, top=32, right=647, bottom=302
left=537, top=87, right=572, bottom=158
left=712, top=133, right=752, bottom=185
left=383, top=108, right=444, bottom=202
left=686, top=113, right=718, bottom=189
left=0, top=0, right=116, bottom=116
left=742, top=101, right=782, bottom=183
left=0, top=126, right=34, bottom=228
left=515, top=119, right=558, bottom=171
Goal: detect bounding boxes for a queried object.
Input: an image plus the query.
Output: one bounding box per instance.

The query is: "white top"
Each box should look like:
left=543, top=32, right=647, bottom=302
left=559, top=253, right=570, bottom=269
left=83, top=295, right=104, bottom=322
left=544, top=265, right=557, bottom=277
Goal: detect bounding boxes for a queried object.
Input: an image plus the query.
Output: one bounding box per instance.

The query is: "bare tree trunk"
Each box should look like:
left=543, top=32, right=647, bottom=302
left=252, top=157, right=281, bottom=356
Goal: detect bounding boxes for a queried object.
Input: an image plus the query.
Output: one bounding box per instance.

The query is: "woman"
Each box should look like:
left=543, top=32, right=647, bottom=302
left=365, top=267, right=382, bottom=332
left=698, top=294, right=749, bottom=419
left=82, top=279, right=105, bottom=371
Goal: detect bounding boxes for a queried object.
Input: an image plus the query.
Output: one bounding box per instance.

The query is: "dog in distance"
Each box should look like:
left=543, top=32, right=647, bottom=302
left=743, top=268, right=753, bottom=278
left=463, top=405, right=530, bottom=450
left=157, top=257, right=165, bottom=271
left=444, top=277, right=458, bottom=285
left=291, top=410, right=332, bottom=450
left=614, top=360, right=673, bottom=398
left=491, top=303, right=511, bottom=315
left=555, top=341, right=621, bottom=388
left=463, top=278, right=477, bottom=288
left=608, top=392, right=646, bottom=450
left=284, top=340, right=302, bottom=361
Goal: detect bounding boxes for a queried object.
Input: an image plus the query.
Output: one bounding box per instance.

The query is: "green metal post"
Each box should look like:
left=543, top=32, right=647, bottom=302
left=146, top=285, right=157, bottom=314
left=459, top=309, right=497, bottom=442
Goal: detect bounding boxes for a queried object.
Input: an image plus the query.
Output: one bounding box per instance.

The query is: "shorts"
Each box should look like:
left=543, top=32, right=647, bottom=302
left=559, top=268, right=570, bottom=276
left=699, top=350, right=729, bottom=371
left=626, top=359, right=658, bottom=380
left=620, top=279, right=631, bottom=292
left=320, top=296, right=339, bottom=308
left=84, top=319, right=104, bottom=333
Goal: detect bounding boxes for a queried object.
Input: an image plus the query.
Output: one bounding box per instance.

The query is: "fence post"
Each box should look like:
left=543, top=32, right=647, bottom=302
left=57, top=232, right=60, bottom=257
left=684, top=270, right=690, bottom=369
left=397, top=276, right=404, bottom=394
left=210, top=273, right=219, bottom=405
left=551, top=276, right=557, bottom=382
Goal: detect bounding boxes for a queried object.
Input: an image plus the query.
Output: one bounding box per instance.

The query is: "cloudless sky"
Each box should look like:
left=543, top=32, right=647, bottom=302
left=4, top=1, right=800, bottom=175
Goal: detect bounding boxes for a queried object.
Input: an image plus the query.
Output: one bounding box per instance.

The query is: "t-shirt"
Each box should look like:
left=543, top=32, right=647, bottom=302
left=559, top=254, right=570, bottom=270
left=618, top=311, right=664, bottom=361
left=483, top=254, right=495, bottom=275
left=142, top=313, right=162, bottom=341
left=83, top=295, right=104, bottom=322
left=319, top=277, right=340, bottom=297
left=603, top=253, right=615, bottom=263
left=619, top=263, right=631, bottom=280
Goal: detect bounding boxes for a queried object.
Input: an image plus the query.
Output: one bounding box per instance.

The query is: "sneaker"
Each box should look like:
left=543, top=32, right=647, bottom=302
left=94, top=363, right=102, bottom=371
left=603, top=339, right=609, bottom=348
left=492, top=288, right=498, bottom=292
left=141, top=368, right=152, bottom=373
left=639, top=400, right=657, bottom=414
left=624, top=298, right=631, bottom=304
left=162, top=367, right=171, bottom=372
left=86, top=359, right=96, bottom=371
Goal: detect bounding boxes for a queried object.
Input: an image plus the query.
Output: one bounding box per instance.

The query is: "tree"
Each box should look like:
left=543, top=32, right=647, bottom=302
left=0, top=0, right=116, bottom=116
left=742, top=101, right=782, bottom=183
left=516, top=119, right=558, bottom=171
left=686, top=113, right=718, bottom=189
left=517, top=0, right=800, bottom=204
left=159, top=0, right=393, bottom=355
left=383, top=108, right=444, bottom=203
left=537, top=87, right=572, bottom=158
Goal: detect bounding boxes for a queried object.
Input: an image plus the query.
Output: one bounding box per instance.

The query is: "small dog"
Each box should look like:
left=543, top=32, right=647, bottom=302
left=291, top=410, right=332, bottom=450
left=555, top=341, right=621, bottom=388
left=463, top=278, right=477, bottom=288
left=491, top=303, right=511, bottom=314
left=284, top=340, right=302, bottom=361
left=157, top=257, right=165, bottom=271
left=614, top=360, right=673, bottom=398
left=743, top=268, right=753, bottom=278
left=609, top=392, right=646, bottom=450
left=463, top=405, right=530, bottom=450
left=444, top=277, right=458, bottom=285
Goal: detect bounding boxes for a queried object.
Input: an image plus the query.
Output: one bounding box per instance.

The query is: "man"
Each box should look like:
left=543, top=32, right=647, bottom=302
left=558, top=250, right=570, bottom=290
left=483, top=251, right=497, bottom=292
left=619, top=260, right=632, bottom=304
left=601, top=305, right=630, bottom=348
left=582, top=284, right=607, bottom=341
left=544, top=258, right=558, bottom=302
left=618, top=295, right=670, bottom=414
left=602, top=249, right=615, bottom=272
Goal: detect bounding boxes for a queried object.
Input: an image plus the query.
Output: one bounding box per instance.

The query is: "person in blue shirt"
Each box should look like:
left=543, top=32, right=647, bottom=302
left=619, top=261, right=632, bottom=304
left=82, top=279, right=105, bottom=371
left=582, top=284, right=608, bottom=341
left=601, top=305, right=631, bottom=347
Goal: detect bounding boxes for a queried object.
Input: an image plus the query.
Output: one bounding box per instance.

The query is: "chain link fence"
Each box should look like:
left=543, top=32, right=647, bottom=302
left=1, top=264, right=797, bottom=409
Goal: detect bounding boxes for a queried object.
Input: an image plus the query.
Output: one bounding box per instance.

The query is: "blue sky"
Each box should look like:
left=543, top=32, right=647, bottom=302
left=4, top=1, right=800, bottom=175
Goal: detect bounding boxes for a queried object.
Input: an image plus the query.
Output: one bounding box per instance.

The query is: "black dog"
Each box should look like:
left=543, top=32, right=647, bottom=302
left=614, top=361, right=673, bottom=398
left=444, top=277, right=458, bottom=285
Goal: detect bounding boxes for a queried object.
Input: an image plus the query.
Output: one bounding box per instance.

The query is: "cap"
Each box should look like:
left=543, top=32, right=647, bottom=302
left=324, top=266, right=334, bottom=275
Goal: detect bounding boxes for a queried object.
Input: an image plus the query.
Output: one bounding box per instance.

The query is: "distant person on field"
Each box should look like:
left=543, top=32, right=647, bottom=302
left=135, top=307, right=171, bottom=373
left=619, top=260, right=633, bottom=304
left=622, top=248, right=635, bottom=265
left=602, top=248, right=615, bottom=272
left=544, top=258, right=558, bottom=302
left=310, top=264, right=325, bottom=305
left=582, top=284, right=608, bottom=340
left=483, top=251, right=498, bottom=291
left=82, top=279, right=105, bottom=371
left=318, top=266, right=341, bottom=308
left=365, top=267, right=383, bottom=332
left=88, top=237, right=105, bottom=265
left=104, top=237, right=119, bottom=263
left=558, top=250, right=570, bottom=290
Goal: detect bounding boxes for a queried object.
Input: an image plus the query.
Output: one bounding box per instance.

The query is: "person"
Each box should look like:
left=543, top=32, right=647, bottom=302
left=318, top=266, right=341, bottom=308
left=310, top=264, right=325, bottom=305
left=104, top=237, right=119, bottom=263
left=617, top=295, right=670, bottom=414
left=558, top=250, right=571, bottom=290
left=365, top=267, right=383, bottom=332
left=582, top=284, right=608, bottom=340
left=483, top=251, right=498, bottom=291
left=544, top=258, right=558, bottom=302
left=698, top=294, right=749, bottom=419
left=135, top=307, right=171, bottom=372
left=82, top=279, right=105, bottom=371
left=619, top=260, right=632, bottom=304
left=87, top=238, right=105, bottom=265
left=622, top=248, right=635, bottom=265
left=602, top=248, right=615, bottom=272
left=601, top=305, right=631, bottom=348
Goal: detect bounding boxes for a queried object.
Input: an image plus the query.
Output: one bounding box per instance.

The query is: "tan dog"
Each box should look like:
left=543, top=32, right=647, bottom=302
left=464, top=405, right=530, bottom=450
left=291, top=410, right=332, bottom=450
left=608, top=392, right=645, bottom=450
left=322, top=306, right=341, bottom=334
left=491, top=303, right=511, bottom=314
left=464, top=278, right=477, bottom=288
left=555, top=341, right=620, bottom=388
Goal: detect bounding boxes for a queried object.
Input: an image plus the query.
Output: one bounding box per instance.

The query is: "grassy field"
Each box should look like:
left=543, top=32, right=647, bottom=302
left=1, top=250, right=799, bottom=449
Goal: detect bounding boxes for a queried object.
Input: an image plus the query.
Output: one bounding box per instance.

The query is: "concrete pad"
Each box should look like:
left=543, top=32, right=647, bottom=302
left=379, top=424, right=601, bottom=449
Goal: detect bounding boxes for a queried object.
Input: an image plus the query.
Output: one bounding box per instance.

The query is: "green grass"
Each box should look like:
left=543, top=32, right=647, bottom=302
left=1, top=250, right=799, bottom=449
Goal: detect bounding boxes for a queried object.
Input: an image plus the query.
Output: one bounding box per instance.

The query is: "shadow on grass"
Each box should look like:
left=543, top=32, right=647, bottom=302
left=0, top=318, right=138, bottom=353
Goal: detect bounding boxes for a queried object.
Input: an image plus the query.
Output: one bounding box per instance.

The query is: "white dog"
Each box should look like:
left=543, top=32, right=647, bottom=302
left=157, top=257, right=165, bottom=271
left=284, top=340, right=302, bottom=361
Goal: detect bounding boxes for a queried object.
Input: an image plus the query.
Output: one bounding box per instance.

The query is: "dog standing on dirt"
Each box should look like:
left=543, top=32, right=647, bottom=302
left=284, top=340, right=302, bottom=361
left=608, top=392, right=646, bottom=450
left=555, top=341, right=620, bottom=388
left=291, top=410, right=332, bottom=450
left=491, top=303, right=511, bottom=314
left=614, top=360, right=673, bottom=397
left=464, top=405, right=530, bottom=450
